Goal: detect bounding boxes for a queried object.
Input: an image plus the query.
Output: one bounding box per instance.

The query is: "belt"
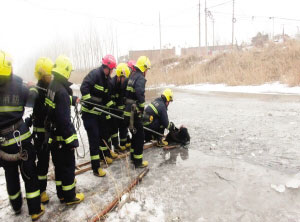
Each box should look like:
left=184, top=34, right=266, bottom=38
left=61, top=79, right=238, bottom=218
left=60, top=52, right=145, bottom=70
left=0, top=119, right=23, bottom=136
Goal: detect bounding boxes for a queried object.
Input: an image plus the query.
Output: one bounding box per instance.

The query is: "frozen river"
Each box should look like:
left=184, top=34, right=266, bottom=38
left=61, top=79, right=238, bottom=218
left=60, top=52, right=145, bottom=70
left=2, top=88, right=300, bottom=221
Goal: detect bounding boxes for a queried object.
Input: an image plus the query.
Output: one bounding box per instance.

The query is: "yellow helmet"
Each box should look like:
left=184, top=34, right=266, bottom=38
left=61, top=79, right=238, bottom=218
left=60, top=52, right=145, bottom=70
left=135, top=56, right=151, bottom=73
left=0, top=51, right=12, bottom=76
left=34, top=57, right=53, bottom=80
left=162, top=88, right=173, bottom=102
left=116, top=63, right=130, bottom=78
left=52, top=55, right=73, bottom=79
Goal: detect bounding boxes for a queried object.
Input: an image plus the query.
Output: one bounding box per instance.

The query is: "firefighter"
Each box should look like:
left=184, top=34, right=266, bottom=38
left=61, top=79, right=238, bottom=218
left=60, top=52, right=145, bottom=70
left=80, top=54, right=118, bottom=177
left=143, top=88, right=176, bottom=146
left=27, top=57, right=53, bottom=204
left=110, top=63, right=131, bottom=152
left=44, top=55, right=84, bottom=205
left=124, top=56, right=151, bottom=168
left=0, top=51, right=44, bottom=221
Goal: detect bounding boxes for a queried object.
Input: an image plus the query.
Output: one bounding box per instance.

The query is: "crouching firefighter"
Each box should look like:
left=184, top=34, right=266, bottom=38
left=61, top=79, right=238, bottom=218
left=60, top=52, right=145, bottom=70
left=80, top=54, right=118, bottom=176
left=144, top=88, right=175, bottom=146
left=44, top=55, right=84, bottom=205
left=27, top=57, right=53, bottom=205
left=110, top=63, right=131, bottom=153
left=124, top=56, right=151, bottom=168
left=0, top=51, right=44, bottom=221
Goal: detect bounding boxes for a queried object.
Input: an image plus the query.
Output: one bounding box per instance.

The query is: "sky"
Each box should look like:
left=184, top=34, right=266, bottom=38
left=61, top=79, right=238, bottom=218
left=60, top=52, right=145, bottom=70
left=1, top=0, right=300, bottom=77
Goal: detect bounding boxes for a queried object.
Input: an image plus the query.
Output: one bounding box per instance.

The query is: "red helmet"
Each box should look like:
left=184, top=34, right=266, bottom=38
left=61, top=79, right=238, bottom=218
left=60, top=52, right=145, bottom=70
left=102, top=54, right=116, bottom=69
left=127, top=60, right=136, bottom=72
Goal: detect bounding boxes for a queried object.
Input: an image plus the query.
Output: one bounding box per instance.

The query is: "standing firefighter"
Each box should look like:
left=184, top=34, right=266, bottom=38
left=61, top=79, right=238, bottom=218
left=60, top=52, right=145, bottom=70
left=45, top=55, right=84, bottom=205
left=27, top=57, right=53, bottom=204
left=80, top=54, right=117, bottom=177
left=124, top=56, right=151, bottom=168
left=144, top=88, right=176, bottom=146
left=110, top=63, right=131, bottom=152
left=0, top=51, right=44, bottom=221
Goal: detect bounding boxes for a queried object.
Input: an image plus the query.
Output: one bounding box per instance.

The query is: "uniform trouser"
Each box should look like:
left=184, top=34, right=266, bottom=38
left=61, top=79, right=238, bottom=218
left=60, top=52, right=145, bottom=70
left=98, top=115, right=112, bottom=159
left=33, top=132, right=50, bottom=193
left=109, top=117, right=119, bottom=148
left=82, top=113, right=102, bottom=171
left=131, top=114, right=145, bottom=166
left=51, top=142, right=76, bottom=202
left=119, top=118, right=129, bottom=147
left=0, top=137, right=41, bottom=215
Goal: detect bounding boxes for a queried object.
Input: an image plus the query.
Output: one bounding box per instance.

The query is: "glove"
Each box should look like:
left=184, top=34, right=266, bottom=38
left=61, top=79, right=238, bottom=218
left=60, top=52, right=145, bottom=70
left=169, top=122, right=175, bottom=132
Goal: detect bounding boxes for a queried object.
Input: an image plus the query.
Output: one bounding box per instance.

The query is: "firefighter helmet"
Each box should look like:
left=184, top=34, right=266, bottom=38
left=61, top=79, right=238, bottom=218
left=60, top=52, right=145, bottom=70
left=102, top=54, right=116, bottom=69
left=162, top=88, right=173, bottom=102
left=52, top=55, right=73, bottom=79
left=34, top=57, right=53, bottom=80
left=116, top=63, right=130, bottom=78
left=135, top=56, right=151, bottom=73
left=0, top=51, right=12, bottom=76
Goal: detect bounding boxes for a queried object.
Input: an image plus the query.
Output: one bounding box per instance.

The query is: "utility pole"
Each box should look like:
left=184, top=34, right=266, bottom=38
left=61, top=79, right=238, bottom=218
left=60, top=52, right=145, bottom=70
left=159, top=12, right=162, bottom=55
left=212, top=19, right=215, bottom=51
left=198, top=0, right=201, bottom=53
left=205, top=0, right=207, bottom=52
left=232, top=0, right=235, bottom=47
left=272, top=17, right=275, bottom=40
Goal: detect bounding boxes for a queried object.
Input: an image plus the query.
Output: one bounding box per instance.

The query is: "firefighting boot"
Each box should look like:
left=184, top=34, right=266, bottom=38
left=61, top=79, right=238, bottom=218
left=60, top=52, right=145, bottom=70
left=66, top=193, right=85, bottom=205
left=31, top=204, right=45, bottom=221
left=125, top=142, right=131, bottom=150
left=40, top=191, right=49, bottom=204
left=93, top=168, right=106, bottom=177
left=115, top=145, right=126, bottom=153
left=135, top=160, right=149, bottom=168
left=110, top=150, right=118, bottom=159
left=157, top=139, right=168, bottom=147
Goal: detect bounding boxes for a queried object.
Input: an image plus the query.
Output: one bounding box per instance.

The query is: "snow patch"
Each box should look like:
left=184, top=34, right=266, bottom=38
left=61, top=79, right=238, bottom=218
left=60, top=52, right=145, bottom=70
left=286, top=179, right=300, bottom=189
left=179, top=82, right=300, bottom=95
left=271, top=184, right=285, bottom=193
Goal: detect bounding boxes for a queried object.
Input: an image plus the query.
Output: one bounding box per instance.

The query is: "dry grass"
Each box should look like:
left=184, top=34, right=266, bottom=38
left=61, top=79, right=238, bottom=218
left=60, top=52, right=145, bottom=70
left=70, top=40, right=300, bottom=87
left=147, top=40, right=300, bottom=87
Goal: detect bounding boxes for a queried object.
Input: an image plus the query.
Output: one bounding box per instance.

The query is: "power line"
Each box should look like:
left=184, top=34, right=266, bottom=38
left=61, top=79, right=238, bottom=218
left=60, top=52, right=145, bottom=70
left=208, top=0, right=232, bottom=9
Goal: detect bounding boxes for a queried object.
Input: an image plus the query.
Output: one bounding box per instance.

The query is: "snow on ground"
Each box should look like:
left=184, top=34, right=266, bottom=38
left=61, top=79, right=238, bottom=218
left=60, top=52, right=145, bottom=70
left=178, top=82, right=300, bottom=95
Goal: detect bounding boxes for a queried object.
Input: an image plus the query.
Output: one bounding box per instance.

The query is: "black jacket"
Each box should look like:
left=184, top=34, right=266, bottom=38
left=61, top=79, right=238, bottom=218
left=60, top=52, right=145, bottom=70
left=124, top=70, right=146, bottom=117
left=110, top=75, right=128, bottom=110
left=80, top=66, right=113, bottom=115
left=45, top=75, right=78, bottom=149
left=144, top=97, right=171, bottom=130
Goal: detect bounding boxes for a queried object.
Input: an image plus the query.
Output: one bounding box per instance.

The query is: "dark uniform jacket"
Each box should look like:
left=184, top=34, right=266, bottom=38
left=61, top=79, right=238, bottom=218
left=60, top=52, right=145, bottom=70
left=0, top=75, right=31, bottom=147
left=144, top=97, right=171, bottom=130
left=110, top=75, right=128, bottom=111
left=45, top=75, right=78, bottom=149
left=124, top=70, right=146, bottom=117
left=80, top=66, right=113, bottom=116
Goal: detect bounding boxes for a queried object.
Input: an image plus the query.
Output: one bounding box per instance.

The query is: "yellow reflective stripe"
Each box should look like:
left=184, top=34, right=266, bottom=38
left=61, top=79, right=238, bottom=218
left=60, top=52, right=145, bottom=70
left=106, top=100, right=114, bottom=107
left=81, top=106, right=102, bottom=115
left=167, top=122, right=171, bottom=130
left=91, top=154, right=100, bottom=160
left=64, top=134, right=78, bottom=144
left=62, top=181, right=76, bottom=191
left=106, top=115, right=111, bottom=120
left=94, top=84, right=104, bottom=91
left=105, top=89, right=108, bottom=93
left=120, top=138, right=127, bottom=142
left=149, top=104, right=159, bottom=115
left=126, top=86, right=135, bottom=92
left=33, top=127, right=46, bottom=133
left=108, top=137, right=111, bottom=142
left=69, top=96, right=73, bottom=105
left=124, top=111, right=131, bottom=117
left=1, top=131, right=31, bottom=147
left=118, top=105, right=125, bottom=109
left=0, top=106, right=23, bottom=112
left=9, top=191, right=21, bottom=200
left=45, top=98, right=55, bottom=109
left=139, top=102, right=145, bottom=108
left=30, top=87, right=38, bottom=93
left=48, top=138, right=53, bottom=144
left=100, top=146, right=108, bottom=151
left=82, top=94, right=91, bottom=100
left=56, top=181, right=62, bottom=186
left=130, top=148, right=134, bottom=153
left=111, top=133, right=118, bottom=138
left=134, top=154, right=143, bottom=159
left=115, top=93, right=119, bottom=98
left=26, top=190, right=40, bottom=199
left=38, top=175, right=47, bottom=180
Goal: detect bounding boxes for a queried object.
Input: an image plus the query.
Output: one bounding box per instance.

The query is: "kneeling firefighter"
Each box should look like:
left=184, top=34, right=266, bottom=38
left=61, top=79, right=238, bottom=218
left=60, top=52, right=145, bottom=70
left=0, top=51, right=44, bottom=221
left=143, top=88, right=176, bottom=146
left=80, top=55, right=117, bottom=177
left=110, top=63, right=131, bottom=152
left=124, top=56, right=151, bottom=168
left=44, top=55, right=84, bottom=205
left=27, top=57, right=53, bottom=204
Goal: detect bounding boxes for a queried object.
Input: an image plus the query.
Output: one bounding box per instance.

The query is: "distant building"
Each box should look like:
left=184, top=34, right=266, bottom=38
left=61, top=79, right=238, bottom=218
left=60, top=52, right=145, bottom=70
left=128, top=47, right=176, bottom=63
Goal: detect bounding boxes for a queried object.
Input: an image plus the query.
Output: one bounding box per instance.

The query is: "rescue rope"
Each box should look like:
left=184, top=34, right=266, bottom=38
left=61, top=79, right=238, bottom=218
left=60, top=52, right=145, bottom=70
left=72, top=103, right=86, bottom=159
